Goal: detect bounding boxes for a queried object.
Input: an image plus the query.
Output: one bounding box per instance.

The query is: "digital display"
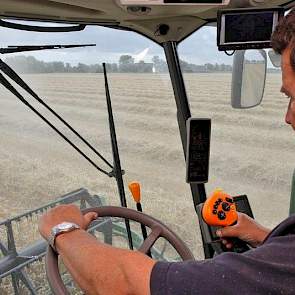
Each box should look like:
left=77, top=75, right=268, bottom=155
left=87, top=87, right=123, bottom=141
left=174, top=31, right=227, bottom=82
left=224, top=12, right=274, bottom=43
left=217, top=8, right=284, bottom=51
left=186, top=118, right=211, bottom=183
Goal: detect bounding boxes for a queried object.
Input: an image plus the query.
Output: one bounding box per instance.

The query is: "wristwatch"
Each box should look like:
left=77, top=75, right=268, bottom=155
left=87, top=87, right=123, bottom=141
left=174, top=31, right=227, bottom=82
left=48, top=222, right=80, bottom=252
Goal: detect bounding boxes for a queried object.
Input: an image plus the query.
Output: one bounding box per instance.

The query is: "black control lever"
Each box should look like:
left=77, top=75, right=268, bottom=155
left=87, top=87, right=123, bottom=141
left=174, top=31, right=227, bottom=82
left=220, top=232, right=250, bottom=254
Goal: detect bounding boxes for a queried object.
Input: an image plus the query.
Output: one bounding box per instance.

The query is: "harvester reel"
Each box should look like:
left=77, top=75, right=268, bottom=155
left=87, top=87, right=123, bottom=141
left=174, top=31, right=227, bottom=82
left=46, top=206, right=194, bottom=294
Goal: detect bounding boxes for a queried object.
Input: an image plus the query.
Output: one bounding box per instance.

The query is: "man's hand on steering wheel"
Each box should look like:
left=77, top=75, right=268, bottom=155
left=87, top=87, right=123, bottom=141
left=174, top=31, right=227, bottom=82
left=43, top=205, right=194, bottom=295
left=38, top=204, right=97, bottom=241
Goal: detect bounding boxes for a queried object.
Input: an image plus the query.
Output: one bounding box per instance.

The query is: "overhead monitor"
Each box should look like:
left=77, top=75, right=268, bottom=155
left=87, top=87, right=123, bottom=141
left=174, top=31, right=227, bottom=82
left=120, top=0, right=230, bottom=5
left=217, top=8, right=284, bottom=51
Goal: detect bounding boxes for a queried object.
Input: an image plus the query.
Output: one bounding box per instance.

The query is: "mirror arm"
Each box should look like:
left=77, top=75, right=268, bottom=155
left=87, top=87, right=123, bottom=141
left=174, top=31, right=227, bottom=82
left=259, top=49, right=267, bottom=104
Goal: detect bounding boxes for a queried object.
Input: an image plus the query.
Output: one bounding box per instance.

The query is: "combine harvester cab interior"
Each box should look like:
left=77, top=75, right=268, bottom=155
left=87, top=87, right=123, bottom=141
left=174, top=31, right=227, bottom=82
left=0, top=0, right=294, bottom=293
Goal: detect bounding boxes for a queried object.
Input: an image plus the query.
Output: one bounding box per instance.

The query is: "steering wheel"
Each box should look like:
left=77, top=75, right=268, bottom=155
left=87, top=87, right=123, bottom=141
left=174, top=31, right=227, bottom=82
left=46, top=206, right=195, bottom=295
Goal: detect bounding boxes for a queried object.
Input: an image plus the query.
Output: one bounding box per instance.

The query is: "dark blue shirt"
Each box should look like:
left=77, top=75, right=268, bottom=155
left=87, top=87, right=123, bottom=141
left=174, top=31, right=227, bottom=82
left=151, top=215, right=295, bottom=294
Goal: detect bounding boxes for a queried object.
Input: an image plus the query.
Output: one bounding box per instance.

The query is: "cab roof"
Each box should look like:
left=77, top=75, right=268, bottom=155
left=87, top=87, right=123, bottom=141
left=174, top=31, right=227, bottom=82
left=0, top=0, right=294, bottom=43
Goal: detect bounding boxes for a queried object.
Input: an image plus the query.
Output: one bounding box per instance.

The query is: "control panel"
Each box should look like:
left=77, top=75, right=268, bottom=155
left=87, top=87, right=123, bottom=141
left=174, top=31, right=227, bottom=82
left=202, top=190, right=238, bottom=227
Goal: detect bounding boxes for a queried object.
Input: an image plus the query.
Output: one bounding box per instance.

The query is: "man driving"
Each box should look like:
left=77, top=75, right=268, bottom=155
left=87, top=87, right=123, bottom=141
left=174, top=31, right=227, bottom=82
left=39, top=9, right=295, bottom=295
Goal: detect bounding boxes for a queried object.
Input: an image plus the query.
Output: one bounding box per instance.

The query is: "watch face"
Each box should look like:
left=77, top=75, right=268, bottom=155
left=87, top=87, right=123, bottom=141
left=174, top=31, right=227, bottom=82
left=59, top=222, right=74, bottom=230
left=52, top=222, right=78, bottom=235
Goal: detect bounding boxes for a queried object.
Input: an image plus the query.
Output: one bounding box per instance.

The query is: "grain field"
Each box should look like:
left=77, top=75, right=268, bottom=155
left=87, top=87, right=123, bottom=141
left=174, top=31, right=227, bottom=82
left=0, top=72, right=293, bottom=263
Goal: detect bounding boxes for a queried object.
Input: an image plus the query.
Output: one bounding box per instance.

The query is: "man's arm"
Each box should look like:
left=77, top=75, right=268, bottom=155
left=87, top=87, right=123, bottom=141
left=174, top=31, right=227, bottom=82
left=39, top=205, right=156, bottom=295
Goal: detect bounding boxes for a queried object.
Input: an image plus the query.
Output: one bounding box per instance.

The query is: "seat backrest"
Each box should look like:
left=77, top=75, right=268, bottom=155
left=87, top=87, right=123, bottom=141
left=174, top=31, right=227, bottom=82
left=289, top=169, right=295, bottom=215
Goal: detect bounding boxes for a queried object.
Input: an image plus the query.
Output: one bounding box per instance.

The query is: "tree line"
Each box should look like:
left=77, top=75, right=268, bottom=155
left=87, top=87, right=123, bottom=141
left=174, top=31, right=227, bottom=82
left=4, top=54, right=233, bottom=74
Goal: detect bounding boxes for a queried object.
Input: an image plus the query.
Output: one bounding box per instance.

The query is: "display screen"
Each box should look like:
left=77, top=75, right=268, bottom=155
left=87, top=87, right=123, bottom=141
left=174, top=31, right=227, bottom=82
left=224, top=12, right=274, bottom=43
left=186, top=119, right=211, bottom=183
left=218, top=8, right=284, bottom=50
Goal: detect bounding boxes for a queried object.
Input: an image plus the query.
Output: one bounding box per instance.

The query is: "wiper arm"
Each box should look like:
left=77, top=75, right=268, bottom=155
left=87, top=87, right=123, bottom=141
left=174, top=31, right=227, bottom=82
left=103, top=63, right=133, bottom=250
left=0, top=44, right=96, bottom=54
left=0, top=59, right=113, bottom=169
left=0, top=72, right=112, bottom=177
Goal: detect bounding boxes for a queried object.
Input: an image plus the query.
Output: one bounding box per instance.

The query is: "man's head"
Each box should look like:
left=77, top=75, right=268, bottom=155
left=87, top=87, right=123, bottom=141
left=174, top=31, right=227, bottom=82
left=272, top=9, right=295, bottom=129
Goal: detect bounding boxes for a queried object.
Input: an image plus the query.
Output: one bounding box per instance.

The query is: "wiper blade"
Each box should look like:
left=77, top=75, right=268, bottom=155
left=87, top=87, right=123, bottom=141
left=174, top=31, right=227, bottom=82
left=0, top=44, right=96, bottom=54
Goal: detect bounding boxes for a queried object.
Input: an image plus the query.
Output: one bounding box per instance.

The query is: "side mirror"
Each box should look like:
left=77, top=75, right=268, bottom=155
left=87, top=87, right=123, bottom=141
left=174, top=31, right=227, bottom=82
left=231, top=50, right=267, bottom=109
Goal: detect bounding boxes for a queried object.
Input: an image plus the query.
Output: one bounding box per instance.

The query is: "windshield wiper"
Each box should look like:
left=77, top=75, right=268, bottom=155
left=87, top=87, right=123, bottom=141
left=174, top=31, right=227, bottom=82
left=0, top=59, right=113, bottom=170
left=0, top=72, right=112, bottom=177
left=103, top=63, right=133, bottom=250
left=0, top=44, right=96, bottom=54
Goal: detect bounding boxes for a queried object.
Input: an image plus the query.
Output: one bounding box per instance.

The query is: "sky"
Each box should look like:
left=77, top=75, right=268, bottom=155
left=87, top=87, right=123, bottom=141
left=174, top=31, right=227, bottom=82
left=0, top=22, right=234, bottom=65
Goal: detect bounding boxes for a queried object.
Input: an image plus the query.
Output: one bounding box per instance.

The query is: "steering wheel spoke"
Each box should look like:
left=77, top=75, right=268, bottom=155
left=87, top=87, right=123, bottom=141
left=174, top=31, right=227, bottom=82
left=138, top=226, right=162, bottom=254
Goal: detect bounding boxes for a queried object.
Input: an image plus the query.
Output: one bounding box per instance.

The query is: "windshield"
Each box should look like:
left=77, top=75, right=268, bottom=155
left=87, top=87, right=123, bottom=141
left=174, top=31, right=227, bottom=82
left=179, top=25, right=293, bottom=231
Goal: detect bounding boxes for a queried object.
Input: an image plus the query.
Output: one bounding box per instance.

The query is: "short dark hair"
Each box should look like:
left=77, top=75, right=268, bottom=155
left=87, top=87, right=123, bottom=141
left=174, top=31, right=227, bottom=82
left=272, top=9, right=295, bottom=71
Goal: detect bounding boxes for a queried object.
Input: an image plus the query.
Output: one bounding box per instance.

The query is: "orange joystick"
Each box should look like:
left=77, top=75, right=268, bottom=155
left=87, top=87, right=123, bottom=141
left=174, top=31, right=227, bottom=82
left=202, top=190, right=238, bottom=227
left=128, top=181, right=141, bottom=203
